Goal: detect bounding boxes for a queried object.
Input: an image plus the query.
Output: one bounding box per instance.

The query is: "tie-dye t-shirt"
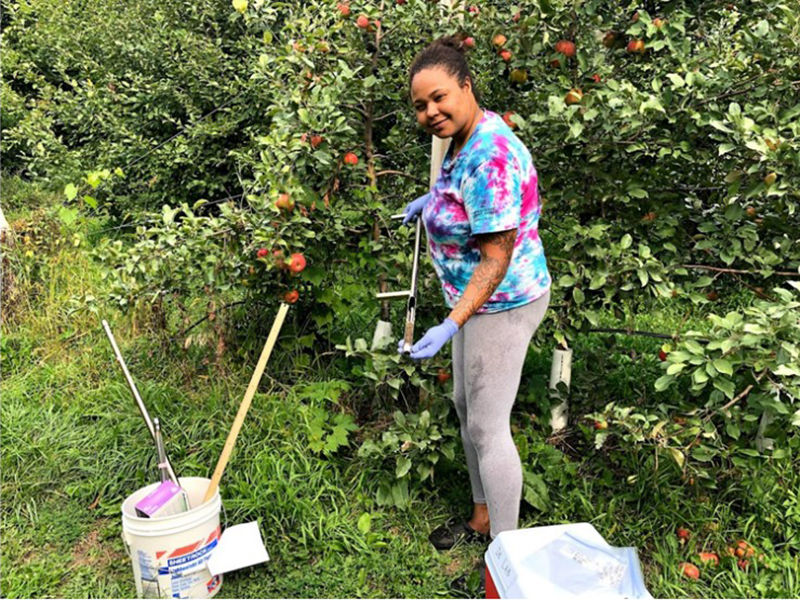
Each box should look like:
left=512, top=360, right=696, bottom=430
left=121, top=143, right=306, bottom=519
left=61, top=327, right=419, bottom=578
left=421, top=109, right=551, bottom=314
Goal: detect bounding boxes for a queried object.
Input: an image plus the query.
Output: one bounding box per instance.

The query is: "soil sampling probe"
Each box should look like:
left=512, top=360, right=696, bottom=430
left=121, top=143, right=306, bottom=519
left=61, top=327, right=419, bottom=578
left=102, top=319, right=181, bottom=487
left=378, top=213, right=423, bottom=355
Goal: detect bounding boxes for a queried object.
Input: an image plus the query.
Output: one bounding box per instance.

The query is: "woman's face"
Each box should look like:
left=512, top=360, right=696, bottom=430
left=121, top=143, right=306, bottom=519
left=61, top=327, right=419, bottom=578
left=410, top=66, right=474, bottom=139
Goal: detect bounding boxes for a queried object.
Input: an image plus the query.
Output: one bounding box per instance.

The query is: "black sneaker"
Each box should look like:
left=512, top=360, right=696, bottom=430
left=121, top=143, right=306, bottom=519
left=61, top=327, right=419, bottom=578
left=428, top=518, right=490, bottom=551
left=450, top=557, right=486, bottom=598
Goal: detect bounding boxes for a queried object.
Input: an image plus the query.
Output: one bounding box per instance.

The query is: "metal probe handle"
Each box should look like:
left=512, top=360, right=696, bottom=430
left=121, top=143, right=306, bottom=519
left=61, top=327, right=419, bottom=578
left=154, top=418, right=169, bottom=483
left=403, top=217, right=423, bottom=355
left=102, top=320, right=180, bottom=486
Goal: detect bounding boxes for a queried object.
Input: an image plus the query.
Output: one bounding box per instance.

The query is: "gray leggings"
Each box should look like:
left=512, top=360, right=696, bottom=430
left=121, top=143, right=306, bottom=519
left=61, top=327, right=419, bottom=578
left=451, top=288, right=551, bottom=538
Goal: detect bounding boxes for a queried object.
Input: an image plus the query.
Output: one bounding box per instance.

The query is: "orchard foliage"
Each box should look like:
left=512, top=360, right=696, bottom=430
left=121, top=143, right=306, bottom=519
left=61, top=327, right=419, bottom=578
left=3, top=0, right=799, bottom=493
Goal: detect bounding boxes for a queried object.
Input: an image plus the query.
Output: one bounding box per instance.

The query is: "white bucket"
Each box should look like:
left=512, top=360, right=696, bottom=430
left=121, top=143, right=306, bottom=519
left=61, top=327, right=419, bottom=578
left=121, top=477, right=223, bottom=599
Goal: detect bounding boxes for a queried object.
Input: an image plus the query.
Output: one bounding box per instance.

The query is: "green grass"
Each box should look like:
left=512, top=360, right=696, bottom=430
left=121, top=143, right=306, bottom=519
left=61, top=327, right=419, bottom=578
left=2, top=183, right=798, bottom=598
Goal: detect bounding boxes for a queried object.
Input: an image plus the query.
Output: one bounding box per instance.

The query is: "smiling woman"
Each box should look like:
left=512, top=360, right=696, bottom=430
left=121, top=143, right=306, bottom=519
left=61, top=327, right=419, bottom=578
left=403, top=35, right=552, bottom=593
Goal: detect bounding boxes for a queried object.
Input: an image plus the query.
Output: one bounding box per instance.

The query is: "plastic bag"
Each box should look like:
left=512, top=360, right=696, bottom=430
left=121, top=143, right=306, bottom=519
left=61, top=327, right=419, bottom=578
left=522, top=531, right=652, bottom=599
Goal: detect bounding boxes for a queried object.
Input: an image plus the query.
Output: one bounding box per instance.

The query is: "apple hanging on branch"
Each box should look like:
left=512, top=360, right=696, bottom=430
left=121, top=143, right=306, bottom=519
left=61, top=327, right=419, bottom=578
left=565, top=88, right=583, bottom=105
left=275, top=193, right=295, bottom=212
left=554, top=39, right=576, bottom=58
left=287, top=253, right=307, bottom=274
left=627, top=39, right=646, bottom=54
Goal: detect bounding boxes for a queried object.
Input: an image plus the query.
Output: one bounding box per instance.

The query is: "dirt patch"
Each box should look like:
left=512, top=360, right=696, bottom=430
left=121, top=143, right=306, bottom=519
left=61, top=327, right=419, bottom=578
left=443, top=557, right=463, bottom=577
left=69, top=518, right=126, bottom=571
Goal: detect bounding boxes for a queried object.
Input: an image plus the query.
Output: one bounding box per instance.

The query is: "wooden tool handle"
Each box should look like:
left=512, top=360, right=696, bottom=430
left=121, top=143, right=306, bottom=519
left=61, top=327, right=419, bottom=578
left=203, top=303, right=290, bottom=503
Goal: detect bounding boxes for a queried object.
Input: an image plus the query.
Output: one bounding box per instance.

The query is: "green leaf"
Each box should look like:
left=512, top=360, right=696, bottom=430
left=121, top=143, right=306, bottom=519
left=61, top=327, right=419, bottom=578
left=395, top=456, right=412, bottom=478
left=620, top=234, right=633, bottom=249
left=667, top=73, right=685, bottom=88
left=655, top=374, right=674, bottom=391
left=389, top=479, right=409, bottom=508
left=713, top=359, right=734, bottom=376
left=668, top=447, right=685, bottom=468
left=58, top=206, right=78, bottom=225
left=685, top=340, right=705, bottom=355
left=357, top=513, right=372, bottom=534
left=667, top=363, right=686, bottom=375
left=713, top=377, right=735, bottom=400
left=753, top=19, right=769, bottom=37
left=558, top=275, right=576, bottom=287
left=522, top=471, right=550, bottom=512
left=64, top=183, right=78, bottom=201
left=718, top=143, right=735, bottom=156
left=726, top=422, right=740, bottom=440
left=572, top=287, right=585, bottom=304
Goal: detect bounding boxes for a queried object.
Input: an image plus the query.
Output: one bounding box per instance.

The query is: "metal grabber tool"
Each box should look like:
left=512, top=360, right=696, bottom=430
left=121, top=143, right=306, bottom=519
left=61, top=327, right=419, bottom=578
left=101, top=320, right=181, bottom=487
left=378, top=213, right=424, bottom=355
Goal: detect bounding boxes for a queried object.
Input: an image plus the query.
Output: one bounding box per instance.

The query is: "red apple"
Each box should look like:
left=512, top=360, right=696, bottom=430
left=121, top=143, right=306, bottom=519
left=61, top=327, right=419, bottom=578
left=310, top=135, right=323, bottom=148
left=337, top=2, right=350, bottom=16
left=356, top=14, right=370, bottom=29
left=698, top=552, right=719, bottom=567
left=681, top=563, right=699, bottom=580
left=554, top=40, right=576, bottom=58
left=396, top=0, right=406, bottom=4
left=373, top=19, right=381, bottom=28
left=499, top=49, right=512, bottom=62
left=591, top=74, right=601, bottom=83
left=512, top=10, right=521, bottom=22
left=502, top=111, right=517, bottom=129
left=594, top=420, right=608, bottom=430
left=463, top=36, right=475, bottom=48
left=631, top=11, right=640, bottom=22
left=627, top=39, right=646, bottom=54
left=658, top=349, right=667, bottom=361
left=467, top=5, right=479, bottom=14
left=565, top=88, right=583, bottom=105
left=288, top=253, right=307, bottom=274
left=550, top=58, right=561, bottom=68
left=344, top=152, right=359, bottom=165
left=493, top=34, right=507, bottom=47
left=653, top=17, right=666, bottom=28
left=275, top=193, right=294, bottom=212
left=602, top=31, right=617, bottom=48
left=677, top=528, right=691, bottom=541
left=283, top=290, right=299, bottom=304
left=256, top=248, right=268, bottom=259
left=437, top=369, right=451, bottom=384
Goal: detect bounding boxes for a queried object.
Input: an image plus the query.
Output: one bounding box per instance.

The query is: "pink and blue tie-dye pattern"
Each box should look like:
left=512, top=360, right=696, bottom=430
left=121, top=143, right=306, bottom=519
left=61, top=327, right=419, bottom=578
left=421, top=109, right=551, bottom=313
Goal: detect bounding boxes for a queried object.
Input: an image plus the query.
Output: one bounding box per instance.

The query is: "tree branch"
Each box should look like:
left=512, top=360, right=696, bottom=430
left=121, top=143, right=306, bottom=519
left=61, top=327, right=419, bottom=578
left=675, top=264, right=798, bottom=277
left=375, top=170, right=427, bottom=185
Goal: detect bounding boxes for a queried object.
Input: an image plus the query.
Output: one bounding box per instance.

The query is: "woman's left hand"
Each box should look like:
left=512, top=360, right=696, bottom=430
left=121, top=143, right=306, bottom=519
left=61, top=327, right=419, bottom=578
left=398, top=318, right=459, bottom=360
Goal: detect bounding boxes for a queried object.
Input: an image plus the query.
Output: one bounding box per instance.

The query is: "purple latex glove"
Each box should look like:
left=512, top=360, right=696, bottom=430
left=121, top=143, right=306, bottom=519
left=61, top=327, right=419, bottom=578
left=398, top=318, right=459, bottom=360
left=402, top=192, right=432, bottom=226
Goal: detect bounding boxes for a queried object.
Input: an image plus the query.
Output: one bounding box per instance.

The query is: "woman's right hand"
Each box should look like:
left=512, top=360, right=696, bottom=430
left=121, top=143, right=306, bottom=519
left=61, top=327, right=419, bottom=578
left=402, top=192, right=432, bottom=225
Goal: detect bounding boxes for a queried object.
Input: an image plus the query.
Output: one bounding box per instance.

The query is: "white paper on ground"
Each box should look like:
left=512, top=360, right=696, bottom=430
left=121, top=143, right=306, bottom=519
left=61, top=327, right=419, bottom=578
left=207, top=521, right=270, bottom=576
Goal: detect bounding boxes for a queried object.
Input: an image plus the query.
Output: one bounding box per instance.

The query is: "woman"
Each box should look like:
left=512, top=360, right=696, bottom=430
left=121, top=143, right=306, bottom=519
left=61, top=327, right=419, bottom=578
left=400, top=35, right=552, bottom=586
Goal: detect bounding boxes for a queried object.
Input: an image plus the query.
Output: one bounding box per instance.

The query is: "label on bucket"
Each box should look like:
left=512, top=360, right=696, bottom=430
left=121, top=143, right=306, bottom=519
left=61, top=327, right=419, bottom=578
left=139, top=526, right=222, bottom=599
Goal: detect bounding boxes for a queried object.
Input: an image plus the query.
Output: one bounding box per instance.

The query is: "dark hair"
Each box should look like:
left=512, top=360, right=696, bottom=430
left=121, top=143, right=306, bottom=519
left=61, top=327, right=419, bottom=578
left=408, top=34, right=482, bottom=105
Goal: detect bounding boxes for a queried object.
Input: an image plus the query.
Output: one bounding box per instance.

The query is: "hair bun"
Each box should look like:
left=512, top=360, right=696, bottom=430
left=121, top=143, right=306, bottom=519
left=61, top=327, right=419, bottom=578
left=434, top=34, right=468, bottom=54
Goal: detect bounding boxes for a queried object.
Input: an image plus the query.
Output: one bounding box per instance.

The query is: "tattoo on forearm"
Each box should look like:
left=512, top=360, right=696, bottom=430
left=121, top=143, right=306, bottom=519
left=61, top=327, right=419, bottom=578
left=448, top=229, right=517, bottom=327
